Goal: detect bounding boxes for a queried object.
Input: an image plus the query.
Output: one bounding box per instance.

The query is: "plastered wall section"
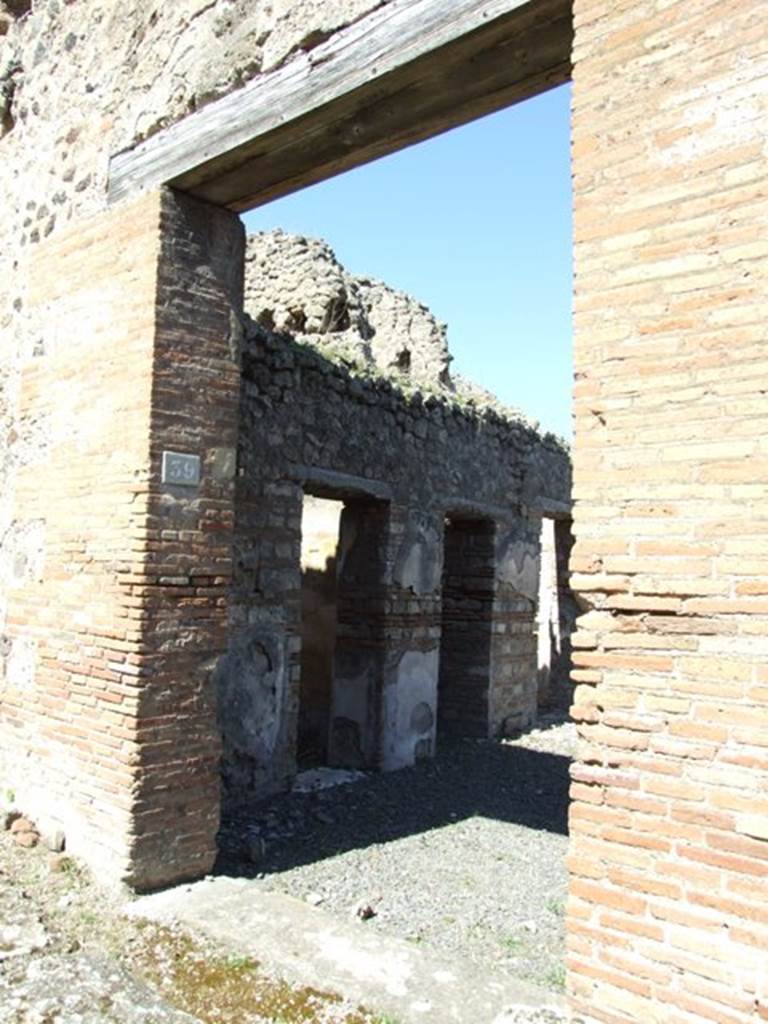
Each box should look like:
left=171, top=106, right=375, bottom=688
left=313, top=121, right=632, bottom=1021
left=567, top=1, right=768, bottom=1021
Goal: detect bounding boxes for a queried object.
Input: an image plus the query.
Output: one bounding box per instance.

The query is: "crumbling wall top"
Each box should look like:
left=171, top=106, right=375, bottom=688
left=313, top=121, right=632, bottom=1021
left=244, top=229, right=569, bottom=454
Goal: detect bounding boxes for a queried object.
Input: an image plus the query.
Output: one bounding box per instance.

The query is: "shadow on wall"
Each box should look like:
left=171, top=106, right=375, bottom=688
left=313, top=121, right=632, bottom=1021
left=215, top=739, right=570, bottom=878
left=537, top=517, right=577, bottom=711
left=298, top=557, right=338, bottom=768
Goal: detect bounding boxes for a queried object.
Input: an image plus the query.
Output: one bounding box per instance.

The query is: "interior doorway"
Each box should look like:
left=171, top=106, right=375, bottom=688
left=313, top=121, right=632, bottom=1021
left=536, top=515, right=576, bottom=711
left=437, top=515, right=496, bottom=743
left=298, top=495, right=343, bottom=768
left=297, top=490, right=391, bottom=771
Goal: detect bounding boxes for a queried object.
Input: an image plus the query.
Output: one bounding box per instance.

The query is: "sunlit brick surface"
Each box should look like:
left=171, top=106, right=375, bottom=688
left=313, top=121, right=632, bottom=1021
left=568, top=1, right=768, bottom=1020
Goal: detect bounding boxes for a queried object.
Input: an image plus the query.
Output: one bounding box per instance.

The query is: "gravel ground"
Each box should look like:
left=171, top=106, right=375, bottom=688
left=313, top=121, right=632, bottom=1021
left=1, top=713, right=575, bottom=1024
left=218, top=713, right=576, bottom=995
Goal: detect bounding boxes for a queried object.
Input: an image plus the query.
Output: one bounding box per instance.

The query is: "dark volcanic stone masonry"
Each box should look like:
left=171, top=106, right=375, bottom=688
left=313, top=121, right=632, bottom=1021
left=215, top=233, right=572, bottom=806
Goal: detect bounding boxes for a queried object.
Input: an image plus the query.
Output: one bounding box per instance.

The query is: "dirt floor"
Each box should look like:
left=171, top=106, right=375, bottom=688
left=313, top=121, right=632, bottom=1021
left=0, top=713, right=575, bottom=1024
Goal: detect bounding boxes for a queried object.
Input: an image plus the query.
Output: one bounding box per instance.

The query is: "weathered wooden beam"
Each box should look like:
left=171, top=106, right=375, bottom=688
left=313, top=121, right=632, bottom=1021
left=109, top=0, right=571, bottom=212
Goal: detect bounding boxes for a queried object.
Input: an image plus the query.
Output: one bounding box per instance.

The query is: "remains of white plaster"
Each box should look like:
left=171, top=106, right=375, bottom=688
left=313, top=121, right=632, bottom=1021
left=381, top=648, right=440, bottom=771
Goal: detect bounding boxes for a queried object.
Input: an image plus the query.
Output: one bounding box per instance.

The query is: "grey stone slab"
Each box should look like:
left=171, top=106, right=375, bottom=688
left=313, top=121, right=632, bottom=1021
left=127, top=879, right=567, bottom=1024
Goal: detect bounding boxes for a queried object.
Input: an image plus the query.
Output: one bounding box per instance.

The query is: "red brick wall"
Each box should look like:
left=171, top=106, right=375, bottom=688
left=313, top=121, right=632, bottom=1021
left=130, top=190, right=244, bottom=888
left=1, top=193, right=160, bottom=878
left=0, top=189, right=243, bottom=887
left=568, top=1, right=768, bottom=1020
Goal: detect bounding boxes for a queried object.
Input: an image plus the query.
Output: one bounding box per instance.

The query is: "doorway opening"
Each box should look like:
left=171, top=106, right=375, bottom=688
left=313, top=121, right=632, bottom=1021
left=437, top=515, right=496, bottom=744
left=536, top=515, right=577, bottom=711
left=202, top=6, right=574, bottom=1000
left=297, top=490, right=390, bottom=772
left=297, top=495, right=343, bottom=768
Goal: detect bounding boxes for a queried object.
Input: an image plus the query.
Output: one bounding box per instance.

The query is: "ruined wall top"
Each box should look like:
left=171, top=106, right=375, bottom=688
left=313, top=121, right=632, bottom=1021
left=245, top=230, right=560, bottom=438
left=245, top=230, right=453, bottom=391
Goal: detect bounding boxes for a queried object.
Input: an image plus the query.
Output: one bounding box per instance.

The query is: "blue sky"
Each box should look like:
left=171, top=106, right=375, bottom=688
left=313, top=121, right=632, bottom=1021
left=243, top=82, right=572, bottom=439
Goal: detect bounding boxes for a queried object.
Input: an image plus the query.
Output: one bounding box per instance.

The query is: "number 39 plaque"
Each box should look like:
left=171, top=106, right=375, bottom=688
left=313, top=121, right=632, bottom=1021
left=161, top=451, right=201, bottom=487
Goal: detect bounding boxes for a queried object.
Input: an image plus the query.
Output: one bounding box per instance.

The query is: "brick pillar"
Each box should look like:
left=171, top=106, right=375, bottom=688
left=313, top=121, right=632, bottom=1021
left=130, top=189, right=244, bottom=888
left=1, top=193, right=164, bottom=883
left=0, top=188, right=243, bottom=890
left=568, top=1, right=768, bottom=1020
left=437, top=516, right=495, bottom=739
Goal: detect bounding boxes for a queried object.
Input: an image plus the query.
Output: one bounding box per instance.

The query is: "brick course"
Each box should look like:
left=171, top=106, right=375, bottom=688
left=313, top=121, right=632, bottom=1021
left=569, top=0, right=768, bottom=1019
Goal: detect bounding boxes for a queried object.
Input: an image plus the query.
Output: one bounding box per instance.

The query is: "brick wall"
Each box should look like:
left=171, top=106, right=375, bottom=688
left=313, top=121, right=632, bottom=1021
left=0, top=188, right=243, bottom=887
left=130, top=190, right=244, bottom=889
left=568, top=0, right=768, bottom=1020
left=0, top=193, right=160, bottom=879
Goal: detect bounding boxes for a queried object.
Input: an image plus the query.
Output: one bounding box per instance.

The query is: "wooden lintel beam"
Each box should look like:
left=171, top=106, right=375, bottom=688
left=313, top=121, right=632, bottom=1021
left=108, top=0, right=572, bottom=212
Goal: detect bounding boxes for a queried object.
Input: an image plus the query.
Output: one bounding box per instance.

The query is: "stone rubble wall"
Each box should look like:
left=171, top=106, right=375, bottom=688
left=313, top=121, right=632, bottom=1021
left=218, top=306, right=571, bottom=800
left=229, top=231, right=571, bottom=799
left=245, top=230, right=454, bottom=390
left=0, top=0, right=388, bottom=654
left=245, top=230, right=550, bottom=418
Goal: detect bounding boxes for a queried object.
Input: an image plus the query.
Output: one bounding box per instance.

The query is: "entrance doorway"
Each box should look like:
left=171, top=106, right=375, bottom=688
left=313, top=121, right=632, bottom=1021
left=297, top=490, right=390, bottom=771
left=297, top=495, right=343, bottom=767
left=437, top=515, right=496, bottom=743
